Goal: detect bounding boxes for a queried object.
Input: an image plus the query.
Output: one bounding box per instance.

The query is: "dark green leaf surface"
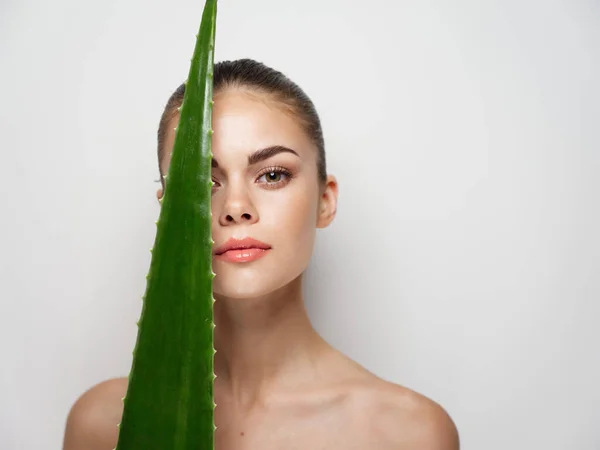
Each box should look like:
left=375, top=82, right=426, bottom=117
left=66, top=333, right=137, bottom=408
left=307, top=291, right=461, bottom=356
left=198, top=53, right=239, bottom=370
left=115, top=1, right=217, bottom=448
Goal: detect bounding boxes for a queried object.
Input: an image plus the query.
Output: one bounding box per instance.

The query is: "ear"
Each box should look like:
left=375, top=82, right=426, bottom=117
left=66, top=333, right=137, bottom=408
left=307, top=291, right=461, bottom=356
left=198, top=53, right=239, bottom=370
left=317, top=175, right=338, bottom=229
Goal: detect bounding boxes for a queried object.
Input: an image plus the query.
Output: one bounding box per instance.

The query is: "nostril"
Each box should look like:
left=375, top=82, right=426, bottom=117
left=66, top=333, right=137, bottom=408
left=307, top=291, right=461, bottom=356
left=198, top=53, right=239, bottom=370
left=224, top=213, right=252, bottom=222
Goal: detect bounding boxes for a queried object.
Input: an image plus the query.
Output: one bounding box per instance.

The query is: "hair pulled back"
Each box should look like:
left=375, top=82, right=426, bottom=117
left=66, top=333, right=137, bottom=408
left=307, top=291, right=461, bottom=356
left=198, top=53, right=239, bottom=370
left=157, top=58, right=326, bottom=187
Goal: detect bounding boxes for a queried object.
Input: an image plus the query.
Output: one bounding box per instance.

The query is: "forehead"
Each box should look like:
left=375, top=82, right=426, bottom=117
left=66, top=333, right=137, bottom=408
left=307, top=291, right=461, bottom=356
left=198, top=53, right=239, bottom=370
left=210, top=89, right=312, bottom=160
left=161, top=89, right=316, bottom=174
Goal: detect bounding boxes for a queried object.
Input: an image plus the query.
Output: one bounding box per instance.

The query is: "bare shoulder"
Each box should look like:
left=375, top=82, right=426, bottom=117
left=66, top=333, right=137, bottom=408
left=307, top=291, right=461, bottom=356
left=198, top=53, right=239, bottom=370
left=62, top=377, right=128, bottom=450
left=350, top=378, right=459, bottom=450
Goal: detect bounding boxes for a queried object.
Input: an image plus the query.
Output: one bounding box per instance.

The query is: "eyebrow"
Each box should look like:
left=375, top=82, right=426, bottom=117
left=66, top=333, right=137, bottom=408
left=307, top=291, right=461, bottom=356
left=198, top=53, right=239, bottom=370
left=212, top=145, right=299, bottom=168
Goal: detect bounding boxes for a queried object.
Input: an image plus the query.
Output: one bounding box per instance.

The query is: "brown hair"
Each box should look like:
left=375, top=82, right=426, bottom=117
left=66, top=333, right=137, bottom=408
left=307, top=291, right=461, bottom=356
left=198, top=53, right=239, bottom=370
left=157, top=58, right=326, bottom=188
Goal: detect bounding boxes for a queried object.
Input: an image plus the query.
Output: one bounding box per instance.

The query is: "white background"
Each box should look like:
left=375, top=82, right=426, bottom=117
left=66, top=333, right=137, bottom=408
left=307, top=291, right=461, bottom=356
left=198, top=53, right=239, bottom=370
left=1, top=0, right=599, bottom=448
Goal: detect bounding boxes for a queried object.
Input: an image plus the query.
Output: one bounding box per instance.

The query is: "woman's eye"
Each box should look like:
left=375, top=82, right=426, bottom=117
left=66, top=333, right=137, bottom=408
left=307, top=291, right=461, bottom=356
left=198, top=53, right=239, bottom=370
left=257, top=170, right=288, bottom=184
left=265, top=171, right=281, bottom=182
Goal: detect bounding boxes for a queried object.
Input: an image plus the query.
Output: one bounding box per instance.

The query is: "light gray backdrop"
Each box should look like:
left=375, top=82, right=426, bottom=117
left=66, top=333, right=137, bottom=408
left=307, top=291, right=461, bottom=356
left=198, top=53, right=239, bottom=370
left=1, top=0, right=598, bottom=449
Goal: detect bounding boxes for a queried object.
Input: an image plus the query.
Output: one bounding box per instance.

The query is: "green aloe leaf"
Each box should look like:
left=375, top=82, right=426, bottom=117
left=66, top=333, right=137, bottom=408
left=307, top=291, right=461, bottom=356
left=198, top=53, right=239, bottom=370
left=115, top=1, right=217, bottom=449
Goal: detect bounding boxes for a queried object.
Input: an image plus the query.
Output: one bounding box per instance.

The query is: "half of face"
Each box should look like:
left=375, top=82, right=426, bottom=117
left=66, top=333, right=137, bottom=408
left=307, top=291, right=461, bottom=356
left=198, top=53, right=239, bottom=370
left=157, top=88, right=338, bottom=300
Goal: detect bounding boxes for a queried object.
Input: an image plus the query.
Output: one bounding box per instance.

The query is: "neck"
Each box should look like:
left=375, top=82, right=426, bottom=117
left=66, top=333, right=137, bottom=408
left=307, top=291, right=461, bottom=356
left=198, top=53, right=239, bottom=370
left=213, top=275, right=327, bottom=410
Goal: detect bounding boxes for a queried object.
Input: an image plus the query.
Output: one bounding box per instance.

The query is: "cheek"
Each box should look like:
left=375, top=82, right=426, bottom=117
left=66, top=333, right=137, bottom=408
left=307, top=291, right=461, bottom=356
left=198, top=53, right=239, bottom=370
left=260, top=184, right=319, bottom=261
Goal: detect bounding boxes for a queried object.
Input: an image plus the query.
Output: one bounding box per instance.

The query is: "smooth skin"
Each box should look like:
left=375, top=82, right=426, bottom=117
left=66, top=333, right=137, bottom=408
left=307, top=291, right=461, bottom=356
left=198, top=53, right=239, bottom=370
left=62, top=88, right=459, bottom=450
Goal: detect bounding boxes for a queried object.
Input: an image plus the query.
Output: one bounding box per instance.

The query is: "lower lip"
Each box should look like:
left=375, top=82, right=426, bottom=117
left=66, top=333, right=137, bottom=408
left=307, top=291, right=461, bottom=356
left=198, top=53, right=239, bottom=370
left=215, top=248, right=270, bottom=263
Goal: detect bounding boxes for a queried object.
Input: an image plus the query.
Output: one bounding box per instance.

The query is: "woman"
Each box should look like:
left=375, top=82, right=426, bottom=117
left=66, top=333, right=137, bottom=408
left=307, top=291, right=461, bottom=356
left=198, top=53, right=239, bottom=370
left=63, top=59, right=459, bottom=450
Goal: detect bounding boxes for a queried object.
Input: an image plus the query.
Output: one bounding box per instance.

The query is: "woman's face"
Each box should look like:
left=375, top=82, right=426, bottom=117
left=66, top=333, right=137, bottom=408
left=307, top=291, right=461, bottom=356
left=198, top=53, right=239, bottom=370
left=158, top=88, right=338, bottom=299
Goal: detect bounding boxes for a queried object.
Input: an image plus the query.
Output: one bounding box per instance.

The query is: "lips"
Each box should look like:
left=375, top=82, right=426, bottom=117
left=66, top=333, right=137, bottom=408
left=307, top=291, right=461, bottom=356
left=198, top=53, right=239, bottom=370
left=213, top=237, right=272, bottom=263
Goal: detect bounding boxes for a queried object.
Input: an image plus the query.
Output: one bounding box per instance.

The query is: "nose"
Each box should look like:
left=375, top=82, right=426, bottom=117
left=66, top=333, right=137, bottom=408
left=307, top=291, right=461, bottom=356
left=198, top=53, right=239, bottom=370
left=217, top=183, right=259, bottom=226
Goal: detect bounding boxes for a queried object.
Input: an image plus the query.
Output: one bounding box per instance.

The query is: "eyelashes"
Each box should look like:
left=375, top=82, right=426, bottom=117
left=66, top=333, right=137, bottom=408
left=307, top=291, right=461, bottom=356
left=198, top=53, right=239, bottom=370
left=211, top=165, right=294, bottom=191
left=255, top=165, right=293, bottom=188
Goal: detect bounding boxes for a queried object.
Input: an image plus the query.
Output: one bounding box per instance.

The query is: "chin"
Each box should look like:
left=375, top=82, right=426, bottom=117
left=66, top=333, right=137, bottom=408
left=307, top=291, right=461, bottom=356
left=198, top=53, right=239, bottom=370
left=213, top=273, right=288, bottom=300
left=212, top=260, right=305, bottom=301
left=214, top=285, right=273, bottom=300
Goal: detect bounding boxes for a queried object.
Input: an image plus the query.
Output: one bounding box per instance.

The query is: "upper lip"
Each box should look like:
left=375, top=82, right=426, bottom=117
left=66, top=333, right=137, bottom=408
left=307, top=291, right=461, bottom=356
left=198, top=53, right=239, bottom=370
left=213, top=237, right=271, bottom=255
